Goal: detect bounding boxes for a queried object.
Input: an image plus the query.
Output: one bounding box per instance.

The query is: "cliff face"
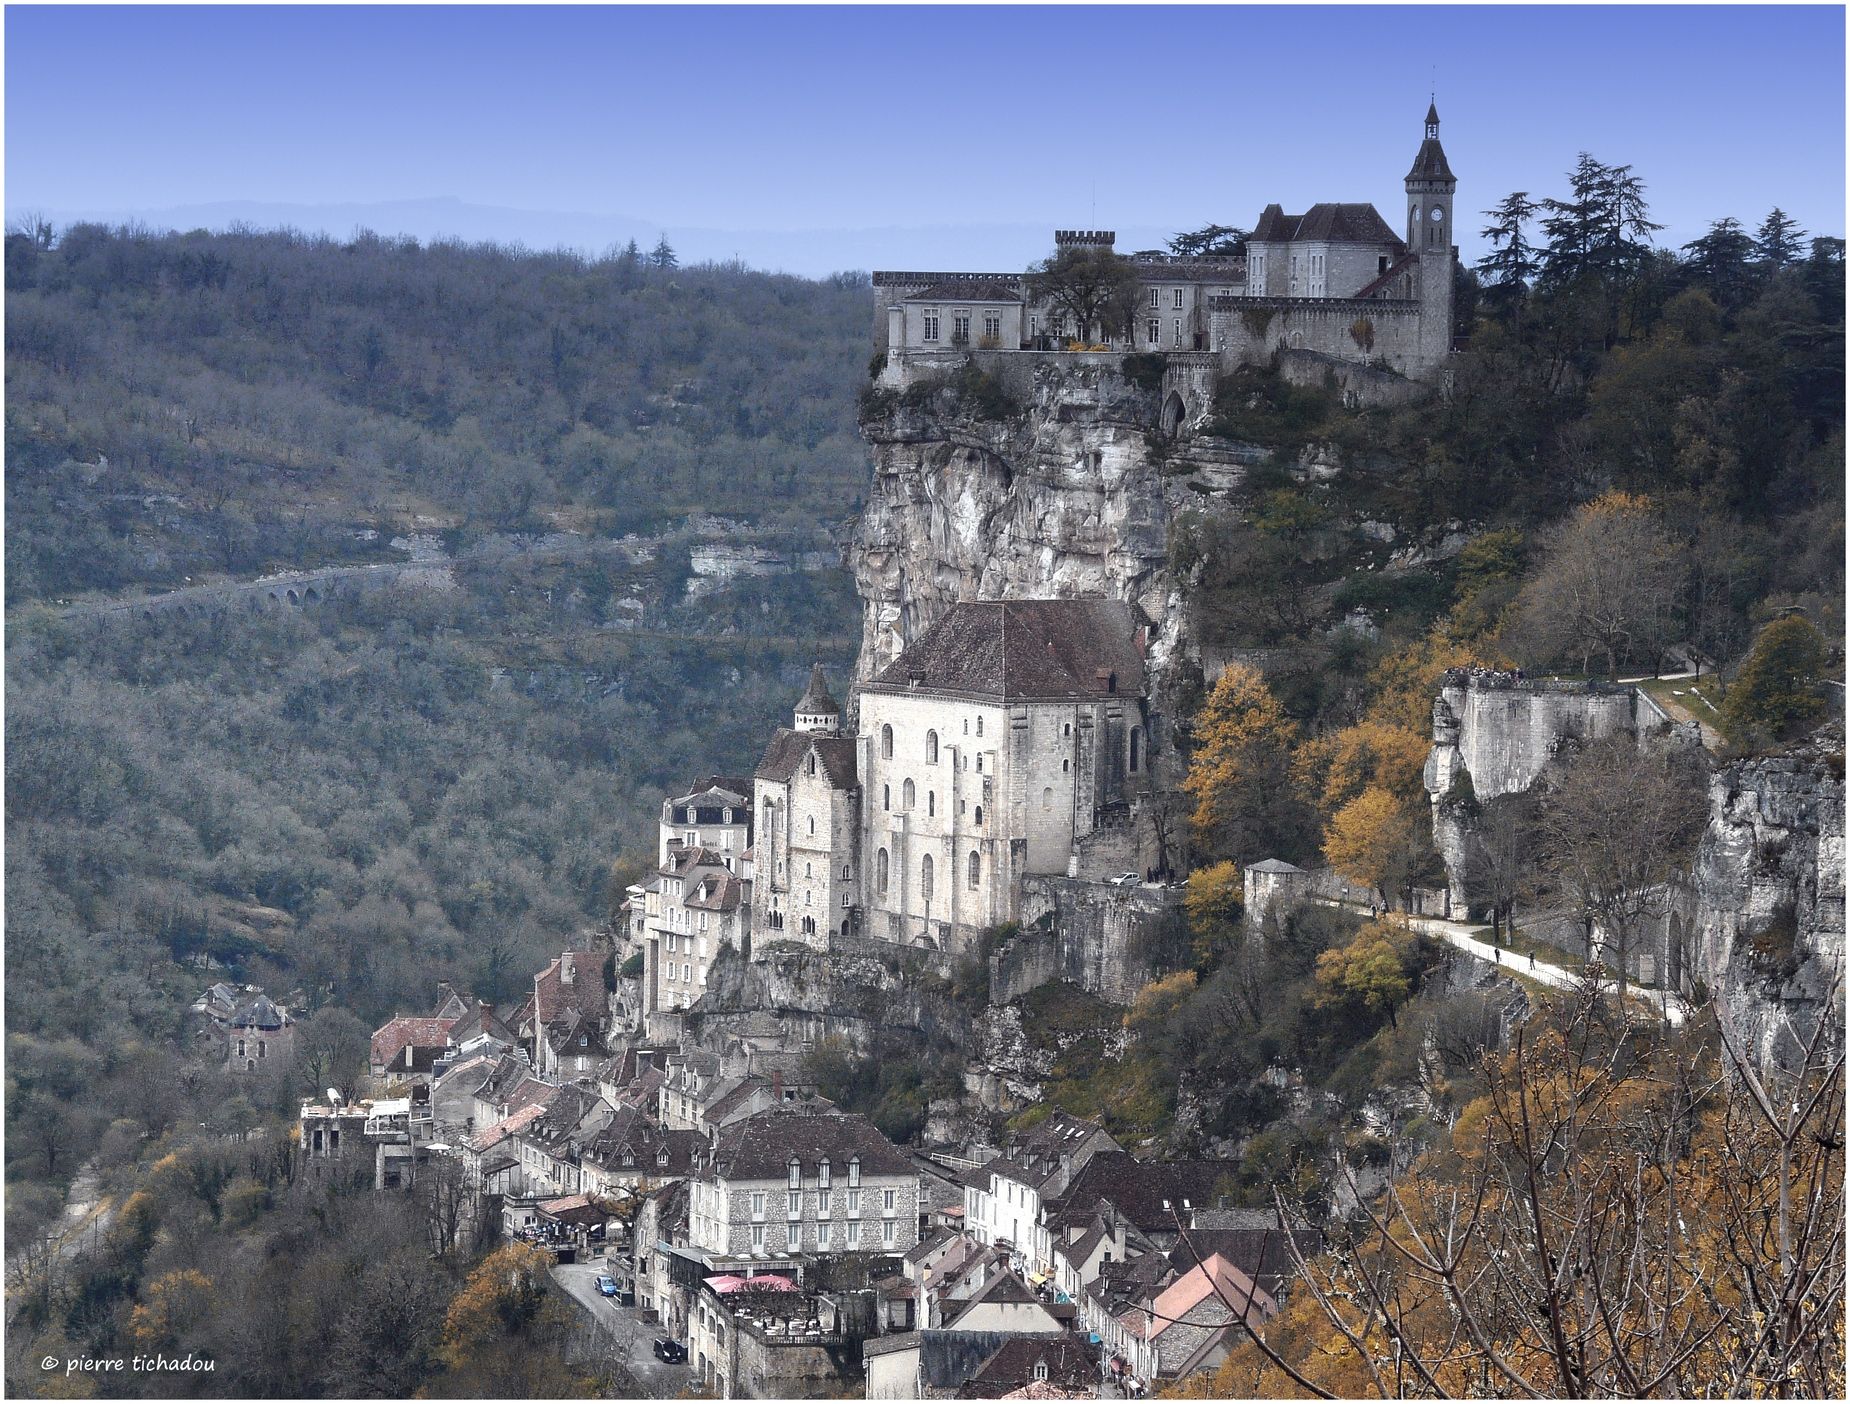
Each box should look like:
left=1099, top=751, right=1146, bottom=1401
left=1693, top=727, right=1846, bottom=1064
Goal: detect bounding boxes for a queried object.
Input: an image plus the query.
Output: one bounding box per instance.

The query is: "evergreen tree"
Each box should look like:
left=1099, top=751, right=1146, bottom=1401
left=1167, top=223, right=1248, bottom=258
left=1754, top=207, right=1808, bottom=267
left=1539, top=153, right=1607, bottom=286
left=1682, top=217, right=1757, bottom=308
left=1719, top=613, right=1830, bottom=745
left=648, top=235, right=677, bottom=270
left=1477, top=191, right=1541, bottom=312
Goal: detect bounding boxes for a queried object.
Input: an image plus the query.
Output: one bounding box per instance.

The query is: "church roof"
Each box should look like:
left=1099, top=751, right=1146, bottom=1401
left=796, top=663, right=840, bottom=717
left=1250, top=202, right=1403, bottom=249
left=1406, top=136, right=1455, bottom=183
left=755, top=728, right=859, bottom=789
left=866, top=599, right=1145, bottom=702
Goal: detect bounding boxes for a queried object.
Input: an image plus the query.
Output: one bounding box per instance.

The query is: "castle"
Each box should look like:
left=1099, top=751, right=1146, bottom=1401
left=628, top=601, right=1154, bottom=1014
left=870, top=104, right=1456, bottom=384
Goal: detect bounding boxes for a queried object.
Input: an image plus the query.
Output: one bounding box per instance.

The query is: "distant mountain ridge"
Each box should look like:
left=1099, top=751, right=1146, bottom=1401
left=17, top=195, right=1175, bottom=278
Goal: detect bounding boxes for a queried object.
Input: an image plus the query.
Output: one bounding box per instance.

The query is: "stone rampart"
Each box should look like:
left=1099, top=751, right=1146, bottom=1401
left=1208, top=296, right=1428, bottom=379
left=1000, top=876, right=1183, bottom=1005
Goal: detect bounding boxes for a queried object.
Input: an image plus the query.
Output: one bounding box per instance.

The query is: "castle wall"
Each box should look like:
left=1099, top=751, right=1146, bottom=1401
left=1207, top=297, right=1428, bottom=377
left=1006, top=877, right=1183, bottom=1005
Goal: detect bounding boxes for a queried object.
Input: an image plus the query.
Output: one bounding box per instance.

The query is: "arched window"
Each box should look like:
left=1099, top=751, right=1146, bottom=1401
left=877, top=848, right=889, bottom=895
left=1041, top=787, right=1053, bottom=811
left=928, top=791, right=935, bottom=818
left=808, top=816, right=816, bottom=835
left=921, top=855, right=934, bottom=903
left=1130, top=726, right=1142, bottom=773
left=973, top=805, right=983, bottom=826
left=926, top=731, right=939, bottom=764
left=805, top=862, right=812, bottom=878
left=881, top=724, right=893, bottom=758
left=807, top=753, right=816, bottom=775
left=968, top=851, right=981, bottom=890
left=902, top=779, right=915, bottom=810
left=976, top=716, right=984, bottom=737
left=883, top=784, right=890, bottom=810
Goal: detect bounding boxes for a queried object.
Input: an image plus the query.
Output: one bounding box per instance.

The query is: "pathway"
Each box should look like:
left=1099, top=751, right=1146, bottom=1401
left=552, top=1260, right=692, bottom=1399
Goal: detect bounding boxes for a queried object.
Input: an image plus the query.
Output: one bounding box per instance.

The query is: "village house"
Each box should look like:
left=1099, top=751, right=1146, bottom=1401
left=954, top=1335, right=1101, bottom=1399
left=370, top=1013, right=457, bottom=1084
left=298, top=1091, right=434, bottom=1190
left=688, top=1110, right=922, bottom=1260
left=508, top=1081, right=612, bottom=1195
left=226, top=993, right=295, bottom=1075
left=1109, top=1252, right=1275, bottom=1383
left=963, top=1112, right=1122, bottom=1275
left=689, top=1275, right=875, bottom=1400
left=579, top=1104, right=707, bottom=1197
left=513, top=949, right=609, bottom=1078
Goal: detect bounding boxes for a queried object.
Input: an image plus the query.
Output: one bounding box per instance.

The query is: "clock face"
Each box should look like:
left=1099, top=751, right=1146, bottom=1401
left=1430, top=207, right=1445, bottom=222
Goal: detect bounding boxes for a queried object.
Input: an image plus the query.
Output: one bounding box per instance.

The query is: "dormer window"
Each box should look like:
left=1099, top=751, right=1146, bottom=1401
left=819, top=1159, right=831, bottom=1190
left=1034, top=1363, right=1050, bottom=1382
left=789, top=1157, right=802, bottom=1189
left=658, top=1147, right=669, bottom=1167
left=848, top=1157, right=861, bottom=1188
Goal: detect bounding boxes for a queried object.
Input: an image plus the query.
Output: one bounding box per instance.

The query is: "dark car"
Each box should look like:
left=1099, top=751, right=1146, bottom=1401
left=594, top=1274, right=619, bottom=1297
left=653, top=1338, right=687, bottom=1364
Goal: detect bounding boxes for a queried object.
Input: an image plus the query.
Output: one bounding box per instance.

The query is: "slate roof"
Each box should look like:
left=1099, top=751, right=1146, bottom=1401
left=371, top=1015, right=456, bottom=1069
left=230, top=994, right=290, bottom=1031
left=585, top=1109, right=707, bottom=1176
left=1055, top=1153, right=1236, bottom=1233
left=1172, top=1209, right=1322, bottom=1294
left=796, top=663, right=841, bottom=717
left=685, top=874, right=747, bottom=914
left=906, top=279, right=1026, bottom=303
left=755, top=728, right=859, bottom=789
left=1245, top=858, right=1307, bottom=874
left=670, top=775, right=753, bottom=807
left=446, top=1002, right=514, bottom=1048
left=1353, top=250, right=1422, bottom=301
left=1250, top=201, right=1405, bottom=249
left=917, top=1332, right=1029, bottom=1389
left=961, top=1336, right=1100, bottom=1396
left=1406, top=106, right=1455, bottom=182
left=867, top=600, right=1145, bottom=702
left=708, top=1110, right=913, bottom=1181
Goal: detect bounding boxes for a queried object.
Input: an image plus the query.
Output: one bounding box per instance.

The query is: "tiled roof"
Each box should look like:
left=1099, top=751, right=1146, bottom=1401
left=685, top=874, right=746, bottom=913
left=1245, top=858, right=1307, bottom=874
left=230, top=994, right=290, bottom=1030
left=371, top=1015, right=456, bottom=1068
left=1354, top=250, right=1422, bottom=301
left=867, top=600, right=1145, bottom=702
left=709, top=1110, right=912, bottom=1182
left=1055, top=1153, right=1236, bottom=1233
left=532, top=951, right=606, bottom=1032
left=447, top=1002, right=514, bottom=1048
left=796, top=663, right=840, bottom=716
left=755, top=728, right=859, bottom=789
left=906, top=279, right=1026, bottom=303
left=1251, top=201, right=1404, bottom=249
left=963, top=1336, right=1100, bottom=1394
left=670, top=775, right=752, bottom=807
left=1145, top=1252, right=1274, bottom=1336
left=468, top=1095, right=555, bottom=1152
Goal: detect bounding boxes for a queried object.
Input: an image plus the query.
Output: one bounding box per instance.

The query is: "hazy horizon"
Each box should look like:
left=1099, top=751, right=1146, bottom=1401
left=6, top=4, right=1844, bottom=280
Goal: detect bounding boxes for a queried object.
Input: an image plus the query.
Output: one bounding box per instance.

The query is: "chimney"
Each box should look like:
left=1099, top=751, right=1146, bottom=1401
left=562, top=953, right=575, bottom=986
left=480, top=1000, right=494, bottom=1020
left=772, top=1068, right=784, bottom=1102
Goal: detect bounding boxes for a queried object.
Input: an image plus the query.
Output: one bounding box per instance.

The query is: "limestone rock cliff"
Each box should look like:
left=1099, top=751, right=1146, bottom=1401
left=1694, top=726, right=1845, bottom=1064
left=853, top=364, right=1264, bottom=722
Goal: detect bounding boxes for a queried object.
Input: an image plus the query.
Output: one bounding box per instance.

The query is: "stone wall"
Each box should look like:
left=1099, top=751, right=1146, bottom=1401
left=1001, top=876, right=1184, bottom=1005
left=1207, top=296, right=1428, bottom=378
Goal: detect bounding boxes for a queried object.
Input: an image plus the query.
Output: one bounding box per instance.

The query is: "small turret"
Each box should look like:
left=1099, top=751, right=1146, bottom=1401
left=793, top=663, right=840, bottom=733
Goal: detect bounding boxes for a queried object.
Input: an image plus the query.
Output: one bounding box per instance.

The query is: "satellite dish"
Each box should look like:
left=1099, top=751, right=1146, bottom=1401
left=327, top=1088, right=342, bottom=1105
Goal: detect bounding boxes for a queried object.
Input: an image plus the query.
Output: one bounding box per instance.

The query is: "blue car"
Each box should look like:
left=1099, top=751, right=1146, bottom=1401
left=595, top=1274, right=619, bottom=1297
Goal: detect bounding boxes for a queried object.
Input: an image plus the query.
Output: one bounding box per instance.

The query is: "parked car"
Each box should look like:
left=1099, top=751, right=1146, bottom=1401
left=595, top=1274, right=619, bottom=1297
left=1109, top=872, right=1139, bottom=887
left=653, top=1338, right=688, bottom=1364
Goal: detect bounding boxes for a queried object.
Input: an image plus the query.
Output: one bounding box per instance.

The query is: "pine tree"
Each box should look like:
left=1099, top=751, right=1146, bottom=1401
left=1538, top=153, right=1608, bottom=286
left=1682, top=217, right=1757, bottom=308
left=649, top=235, right=677, bottom=270
left=1476, top=191, right=1541, bottom=311
left=1754, top=207, right=1807, bottom=267
left=1719, top=613, right=1829, bottom=745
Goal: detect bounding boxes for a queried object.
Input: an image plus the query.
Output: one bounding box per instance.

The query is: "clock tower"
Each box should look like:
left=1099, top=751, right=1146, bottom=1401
left=1406, top=102, right=1457, bottom=369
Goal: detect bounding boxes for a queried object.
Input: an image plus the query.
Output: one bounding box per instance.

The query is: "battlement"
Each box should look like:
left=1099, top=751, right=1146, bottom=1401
left=1054, top=229, right=1116, bottom=246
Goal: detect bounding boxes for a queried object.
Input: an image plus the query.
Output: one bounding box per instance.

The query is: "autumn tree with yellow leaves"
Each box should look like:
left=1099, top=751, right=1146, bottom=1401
left=1182, top=662, right=1312, bottom=864
left=437, top=1242, right=595, bottom=1396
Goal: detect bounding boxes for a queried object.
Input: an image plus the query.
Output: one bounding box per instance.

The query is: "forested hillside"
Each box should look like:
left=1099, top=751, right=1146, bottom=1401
left=4, top=227, right=868, bottom=1257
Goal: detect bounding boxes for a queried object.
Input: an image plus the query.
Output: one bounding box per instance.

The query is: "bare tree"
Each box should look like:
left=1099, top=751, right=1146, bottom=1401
left=1535, top=734, right=1707, bottom=999
left=1024, top=243, right=1143, bottom=345
left=414, top=1154, right=479, bottom=1259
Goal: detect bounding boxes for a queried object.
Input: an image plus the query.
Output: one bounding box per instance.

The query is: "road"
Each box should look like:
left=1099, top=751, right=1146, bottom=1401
left=552, top=1259, right=693, bottom=1398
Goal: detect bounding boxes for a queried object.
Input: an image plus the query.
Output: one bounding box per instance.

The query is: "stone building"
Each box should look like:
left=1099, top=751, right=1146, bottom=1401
left=688, top=1110, right=922, bottom=1259
left=751, top=665, right=861, bottom=949
left=873, top=105, right=1457, bottom=383
left=226, top=994, right=295, bottom=1075
left=858, top=600, right=1150, bottom=954
left=658, top=775, right=754, bottom=866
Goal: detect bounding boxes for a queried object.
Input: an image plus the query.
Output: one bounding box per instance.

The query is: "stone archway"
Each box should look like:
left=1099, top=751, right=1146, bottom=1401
left=1161, top=390, right=1187, bottom=437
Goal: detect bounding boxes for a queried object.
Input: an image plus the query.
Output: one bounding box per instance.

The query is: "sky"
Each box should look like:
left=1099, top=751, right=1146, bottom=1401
left=5, top=3, right=1845, bottom=276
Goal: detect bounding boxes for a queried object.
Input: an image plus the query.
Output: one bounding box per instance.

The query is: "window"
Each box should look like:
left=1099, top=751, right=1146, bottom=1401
left=751, top=1191, right=766, bottom=1219
left=818, top=1220, right=832, bottom=1247
left=882, top=1218, right=896, bottom=1246
left=1146, top=318, right=1159, bottom=346
left=842, top=864, right=851, bottom=880
left=849, top=1158, right=861, bottom=1187
left=847, top=1220, right=861, bottom=1247
left=975, top=754, right=984, bottom=774
left=1042, top=787, right=1053, bottom=811
left=1146, top=287, right=1159, bottom=309
left=902, top=779, right=915, bottom=810
left=925, top=731, right=938, bottom=764
left=921, top=855, right=934, bottom=903
left=982, top=311, right=1001, bottom=341
left=877, top=848, right=889, bottom=895
left=953, top=311, right=971, bottom=342
left=883, top=783, right=890, bottom=811
left=1173, top=318, right=1183, bottom=347
left=789, top=1158, right=801, bottom=1188
left=881, top=724, right=893, bottom=758
left=806, top=753, right=815, bottom=775
left=969, top=851, right=981, bottom=890
left=752, top=1223, right=766, bottom=1249
left=927, top=791, right=935, bottom=818
left=819, top=1159, right=831, bottom=1190
left=683, top=962, right=692, bottom=982
left=805, top=861, right=812, bottom=878
left=842, top=892, right=852, bottom=909
left=787, top=1191, right=801, bottom=1219
left=1034, top=1364, right=1050, bottom=1383
left=975, top=716, right=983, bottom=737
left=883, top=1188, right=897, bottom=1213
left=1172, top=287, right=1184, bottom=309
left=973, top=805, right=983, bottom=825
left=1130, top=727, right=1142, bottom=773
left=922, top=308, right=940, bottom=342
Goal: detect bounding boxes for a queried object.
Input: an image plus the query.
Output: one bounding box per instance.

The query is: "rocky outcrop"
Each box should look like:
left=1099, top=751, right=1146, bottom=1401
left=1693, top=726, right=1845, bottom=1065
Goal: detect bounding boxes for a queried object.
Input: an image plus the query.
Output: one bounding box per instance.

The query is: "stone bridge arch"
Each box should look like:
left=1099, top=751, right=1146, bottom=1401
left=1161, top=390, right=1188, bottom=437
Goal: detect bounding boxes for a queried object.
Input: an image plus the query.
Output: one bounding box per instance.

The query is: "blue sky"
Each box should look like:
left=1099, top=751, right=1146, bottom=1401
left=6, top=4, right=1844, bottom=275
